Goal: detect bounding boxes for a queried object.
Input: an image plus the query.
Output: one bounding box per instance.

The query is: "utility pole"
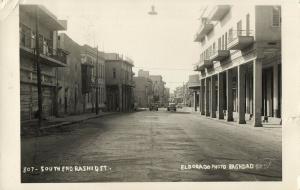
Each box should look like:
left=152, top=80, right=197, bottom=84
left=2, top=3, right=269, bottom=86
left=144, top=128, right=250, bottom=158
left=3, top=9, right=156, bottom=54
left=95, top=46, right=99, bottom=115
left=35, top=6, right=43, bottom=129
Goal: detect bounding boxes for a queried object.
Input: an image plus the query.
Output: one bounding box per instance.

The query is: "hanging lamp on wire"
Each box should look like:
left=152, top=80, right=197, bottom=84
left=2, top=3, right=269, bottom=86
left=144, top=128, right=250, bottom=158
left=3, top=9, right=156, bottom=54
left=148, top=0, right=157, bottom=15
left=148, top=5, right=157, bottom=15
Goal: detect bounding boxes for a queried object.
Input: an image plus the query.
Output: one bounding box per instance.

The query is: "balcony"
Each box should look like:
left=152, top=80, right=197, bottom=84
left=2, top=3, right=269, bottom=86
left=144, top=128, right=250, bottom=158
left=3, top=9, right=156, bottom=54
left=227, top=30, right=254, bottom=50
left=210, top=50, right=230, bottom=61
left=193, top=62, right=205, bottom=71
left=194, top=20, right=214, bottom=42
left=203, top=59, right=213, bottom=68
left=208, top=5, right=231, bottom=21
left=20, top=32, right=68, bottom=67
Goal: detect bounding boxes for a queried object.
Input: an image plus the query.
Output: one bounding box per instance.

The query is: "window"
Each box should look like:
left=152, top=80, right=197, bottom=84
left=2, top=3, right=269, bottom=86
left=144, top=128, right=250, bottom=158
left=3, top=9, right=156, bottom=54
left=218, top=37, right=221, bottom=50
left=272, top=6, right=281, bottom=27
left=113, top=68, right=116, bottom=79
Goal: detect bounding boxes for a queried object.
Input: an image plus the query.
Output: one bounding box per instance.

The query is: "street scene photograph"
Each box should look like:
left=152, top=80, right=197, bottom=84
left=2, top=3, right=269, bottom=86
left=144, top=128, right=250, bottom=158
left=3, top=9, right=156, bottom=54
left=19, top=0, right=282, bottom=182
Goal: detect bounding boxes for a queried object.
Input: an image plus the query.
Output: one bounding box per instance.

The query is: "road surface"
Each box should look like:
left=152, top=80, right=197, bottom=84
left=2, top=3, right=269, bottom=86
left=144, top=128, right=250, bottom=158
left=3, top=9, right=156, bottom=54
left=21, top=108, right=282, bottom=182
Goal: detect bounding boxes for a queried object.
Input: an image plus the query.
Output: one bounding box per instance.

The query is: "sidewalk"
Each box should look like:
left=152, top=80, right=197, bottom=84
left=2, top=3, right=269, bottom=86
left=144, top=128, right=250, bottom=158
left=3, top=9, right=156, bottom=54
left=182, top=106, right=281, bottom=128
left=21, top=111, right=118, bottom=136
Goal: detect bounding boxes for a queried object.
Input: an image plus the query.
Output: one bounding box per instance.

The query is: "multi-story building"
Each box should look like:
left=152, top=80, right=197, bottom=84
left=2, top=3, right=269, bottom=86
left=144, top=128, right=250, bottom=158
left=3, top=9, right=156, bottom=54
left=80, top=45, right=106, bottom=112
left=193, top=5, right=281, bottom=127
left=105, top=53, right=134, bottom=112
left=150, top=75, right=167, bottom=106
left=56, top=33, right=84, bottom=115
left=137, top=69, right=150, bottom=78
left=133, top=76, right=153, bottom=108
left=163, top=87, right=170, bottom=106
left=19, top=5, right=68, bottom=121
left=188, top=74, right=201, bottom=111
left=173, top=84, right=191, bottom=106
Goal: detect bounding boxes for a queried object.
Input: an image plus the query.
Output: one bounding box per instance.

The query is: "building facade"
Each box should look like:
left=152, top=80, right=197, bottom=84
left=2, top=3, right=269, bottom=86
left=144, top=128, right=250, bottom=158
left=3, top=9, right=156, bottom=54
left=173, top=83, right=192, bottom=106
left=188, top=74, right=201, bottom=111
left=137, top=69, right=150, bottom=78
left=193, top=5, right=281, bottom=127
left=133, top=76, right=153, bottom=108
left=105, top=53, right=134, bottom=112
left=56, top=33, right=83, bottom=115
left=163, top=87, right=170, bottom=106
left=80, top=45, right=106, bottom=112
left=149, top=75, right=167, bottom=107
left=20, top=5, right=68, bottom=121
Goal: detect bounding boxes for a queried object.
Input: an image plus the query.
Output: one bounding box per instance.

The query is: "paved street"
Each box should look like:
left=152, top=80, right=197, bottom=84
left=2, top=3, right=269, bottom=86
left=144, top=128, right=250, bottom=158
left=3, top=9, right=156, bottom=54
left=21, top=109, right=282, bottom=182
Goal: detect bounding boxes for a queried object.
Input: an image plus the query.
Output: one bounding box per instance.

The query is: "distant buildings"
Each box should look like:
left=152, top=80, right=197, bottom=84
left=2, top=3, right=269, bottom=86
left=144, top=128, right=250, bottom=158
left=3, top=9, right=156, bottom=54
left=105, top=53, right=134, bottom=112
left=163, top=88, right=170, bottom=106
left=173, top=83, right=192, bottom=106
left=133, top=70, right=170, bottom=108
left=150, top=75, right=168, bottom=107
left=133, top=76, right=153, bottom=108
left=137, top=69, right=150, bottom=78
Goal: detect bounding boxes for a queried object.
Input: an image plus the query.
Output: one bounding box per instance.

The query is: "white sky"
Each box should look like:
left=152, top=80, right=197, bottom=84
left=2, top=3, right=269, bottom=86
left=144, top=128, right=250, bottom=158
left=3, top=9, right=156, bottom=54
left=23, top=0, right=205, bottom=92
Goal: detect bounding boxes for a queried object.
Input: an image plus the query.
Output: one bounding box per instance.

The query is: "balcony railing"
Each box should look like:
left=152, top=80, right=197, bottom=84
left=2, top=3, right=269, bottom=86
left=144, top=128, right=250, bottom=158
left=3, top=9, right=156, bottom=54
left=210, top=49, right=230, bottom=61
left=20, top=31, right=68, bottom=66
left=227, top=30, right=254, bottom=50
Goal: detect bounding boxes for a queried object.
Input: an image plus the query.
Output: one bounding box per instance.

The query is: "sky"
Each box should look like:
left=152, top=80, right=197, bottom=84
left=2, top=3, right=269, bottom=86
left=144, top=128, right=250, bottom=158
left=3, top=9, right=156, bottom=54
left=23, top=0, right=205, bottom=92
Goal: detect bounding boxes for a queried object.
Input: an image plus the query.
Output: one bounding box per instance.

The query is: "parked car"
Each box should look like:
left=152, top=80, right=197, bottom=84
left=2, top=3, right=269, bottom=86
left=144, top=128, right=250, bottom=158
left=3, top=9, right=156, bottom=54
left=176, top=103, right=183, bottom=109
left=149, top=103, right=159, bottom=111
left=167, top=103, right=176, bottom=112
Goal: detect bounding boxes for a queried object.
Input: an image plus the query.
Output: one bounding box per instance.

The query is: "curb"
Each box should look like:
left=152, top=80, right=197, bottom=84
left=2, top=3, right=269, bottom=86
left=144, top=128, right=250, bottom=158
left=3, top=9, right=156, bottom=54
left=192, top=113, right=281, bottom=128
left=40, top=112, right=119, bottom=130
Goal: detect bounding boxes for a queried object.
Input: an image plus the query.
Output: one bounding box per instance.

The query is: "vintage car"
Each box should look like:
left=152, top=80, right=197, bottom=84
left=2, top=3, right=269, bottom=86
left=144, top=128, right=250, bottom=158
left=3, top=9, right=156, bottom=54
left=149, top=103, right=159, bottom=111
left=167, top=103, right=176, bottom=112
left=176, top=103, right=183, bottom=109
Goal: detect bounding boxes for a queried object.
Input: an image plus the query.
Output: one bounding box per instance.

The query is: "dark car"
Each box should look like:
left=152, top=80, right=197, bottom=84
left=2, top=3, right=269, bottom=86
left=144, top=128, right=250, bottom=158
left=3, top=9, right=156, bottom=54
left=167, top=103, right=176, bottom=112
left=176, top=103, right=183, bottom=109
left=149, top=103, right=158, bottom=111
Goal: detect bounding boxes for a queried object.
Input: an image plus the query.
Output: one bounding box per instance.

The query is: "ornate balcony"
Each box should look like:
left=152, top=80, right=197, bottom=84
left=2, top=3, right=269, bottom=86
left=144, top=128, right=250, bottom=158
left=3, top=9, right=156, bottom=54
left=227, top=30, right=254, bottom=50
left=208, top=5, right=231, bottom=21
left=210, top=50, right=230, bottom=61
left=20, top=32, right=68, bottom=67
